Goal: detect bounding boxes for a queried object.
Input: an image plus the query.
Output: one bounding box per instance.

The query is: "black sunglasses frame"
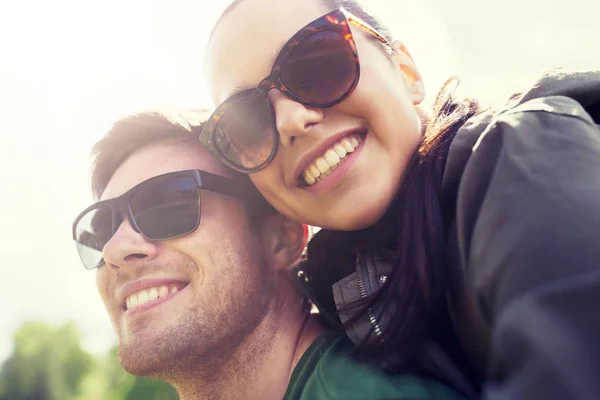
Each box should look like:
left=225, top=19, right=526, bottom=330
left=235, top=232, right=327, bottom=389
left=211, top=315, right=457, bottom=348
left=199, top=7, right=392, bottom=174
left=72, top=169, right=250, bottom=269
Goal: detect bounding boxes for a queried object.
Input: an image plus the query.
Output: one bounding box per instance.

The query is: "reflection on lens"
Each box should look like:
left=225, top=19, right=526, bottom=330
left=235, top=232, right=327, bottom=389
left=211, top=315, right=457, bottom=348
left=215, top=96, right=275, bottom=170
left=281, top=30, right=356, bottom=105
left=130, top=176, right=200, bottom=240
left=75, top=205, right=113, bottom=270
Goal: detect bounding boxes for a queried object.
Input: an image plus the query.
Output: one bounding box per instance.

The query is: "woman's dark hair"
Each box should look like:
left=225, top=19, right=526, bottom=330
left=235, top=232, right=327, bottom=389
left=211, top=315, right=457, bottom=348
left=214, top=0, right=482, bottom=365
left=304, top=0, right=483, bottom=366
left=306, top=79, right=481, bottom=366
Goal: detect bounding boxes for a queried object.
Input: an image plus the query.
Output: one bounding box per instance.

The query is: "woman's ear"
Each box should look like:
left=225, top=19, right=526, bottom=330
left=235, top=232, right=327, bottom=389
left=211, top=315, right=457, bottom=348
left=260, top=214, right=308, bottom=272
left=391, top=40, right=425, bottom=105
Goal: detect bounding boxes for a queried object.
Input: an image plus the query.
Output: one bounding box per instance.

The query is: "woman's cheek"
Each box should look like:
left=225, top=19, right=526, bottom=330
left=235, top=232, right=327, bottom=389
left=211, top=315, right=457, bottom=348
left=251, top=169, right=289, bottom=209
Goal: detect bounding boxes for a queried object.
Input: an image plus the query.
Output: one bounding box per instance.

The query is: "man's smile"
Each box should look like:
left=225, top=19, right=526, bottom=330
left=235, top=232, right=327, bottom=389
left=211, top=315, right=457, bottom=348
left=118, top=278, right=190, bottom=314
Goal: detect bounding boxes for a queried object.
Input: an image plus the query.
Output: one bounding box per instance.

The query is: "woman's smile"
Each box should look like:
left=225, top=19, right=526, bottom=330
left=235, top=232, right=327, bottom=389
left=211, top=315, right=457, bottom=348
left=294, top=128, right=365, bottom=186
left=206, top=0, right=425, bottom=230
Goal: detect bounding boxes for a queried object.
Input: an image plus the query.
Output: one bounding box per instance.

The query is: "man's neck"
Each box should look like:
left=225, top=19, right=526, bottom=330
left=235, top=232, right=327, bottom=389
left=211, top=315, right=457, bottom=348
left=170, top=308, right=327, bottom=400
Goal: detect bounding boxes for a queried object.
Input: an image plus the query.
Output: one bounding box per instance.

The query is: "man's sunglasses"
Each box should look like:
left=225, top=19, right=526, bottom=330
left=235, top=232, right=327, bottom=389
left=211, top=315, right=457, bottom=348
left=199, top=7, right=392, bottom=174
left=72, top=169, right=251, bottom=270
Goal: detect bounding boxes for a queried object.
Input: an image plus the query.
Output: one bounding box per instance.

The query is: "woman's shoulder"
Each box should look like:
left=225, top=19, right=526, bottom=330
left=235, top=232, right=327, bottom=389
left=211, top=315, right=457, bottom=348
left=442, top=68, right=600, bottom=203
left=512, top=68, right=600, bottom=108
left=458, top=68, right=599, bottom=150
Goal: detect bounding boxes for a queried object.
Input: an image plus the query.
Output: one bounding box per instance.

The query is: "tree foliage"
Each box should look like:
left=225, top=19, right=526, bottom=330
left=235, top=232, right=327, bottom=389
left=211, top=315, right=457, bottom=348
left=0, top=322, right=93, bottom=400
left=0, top=322, right=178, bottom=400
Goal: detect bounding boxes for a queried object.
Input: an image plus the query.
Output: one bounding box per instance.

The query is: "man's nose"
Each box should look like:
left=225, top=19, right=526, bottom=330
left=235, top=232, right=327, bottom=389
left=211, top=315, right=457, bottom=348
left=102, top=219, right=159, bottom=269
left=268, top=90, right=324, bottom=147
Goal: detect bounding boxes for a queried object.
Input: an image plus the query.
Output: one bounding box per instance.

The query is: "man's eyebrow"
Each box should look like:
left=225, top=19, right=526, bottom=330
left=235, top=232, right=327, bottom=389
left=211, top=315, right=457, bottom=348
left=223, top=42, right=286, bottom=99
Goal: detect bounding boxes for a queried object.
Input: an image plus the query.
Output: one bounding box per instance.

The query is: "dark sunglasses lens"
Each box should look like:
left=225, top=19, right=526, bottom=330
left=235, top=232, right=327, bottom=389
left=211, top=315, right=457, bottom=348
left=214, top=96, right=276, bottom=171
left=130, top=176, right=200, bottom=240
left=280, top=30, right=357, bottom=105
left=75, top=205, right=113, bottom=270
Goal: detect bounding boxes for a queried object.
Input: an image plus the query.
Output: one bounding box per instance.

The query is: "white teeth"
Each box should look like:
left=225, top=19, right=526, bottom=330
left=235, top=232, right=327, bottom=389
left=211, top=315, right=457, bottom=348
left=315, top=158, right=330, bottom=173
left=158, top=285, right=169, bottom=298
left=302, top=133, right=363, bottom=186
left=309, top=165, right=321, bottom=179
left=138, top=290, right=149, bottom=306
left=125, top=284, right=183, bottom=311
left=341, top=137, right=355, bottom=153
left=334, top=145, right=347, bottom=158
left=304, top=171, right=316, bottom=185
left=324, top=149, right=340, bottom=166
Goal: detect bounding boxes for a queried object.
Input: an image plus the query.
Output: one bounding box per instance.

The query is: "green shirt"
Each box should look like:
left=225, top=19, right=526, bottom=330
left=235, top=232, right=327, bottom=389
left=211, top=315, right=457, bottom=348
left=283, top=334, right=466, bottom=400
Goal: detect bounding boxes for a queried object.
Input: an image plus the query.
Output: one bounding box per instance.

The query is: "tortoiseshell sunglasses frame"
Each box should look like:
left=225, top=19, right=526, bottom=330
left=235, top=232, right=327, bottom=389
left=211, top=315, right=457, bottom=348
left=200, top=7, right=393, bottom=174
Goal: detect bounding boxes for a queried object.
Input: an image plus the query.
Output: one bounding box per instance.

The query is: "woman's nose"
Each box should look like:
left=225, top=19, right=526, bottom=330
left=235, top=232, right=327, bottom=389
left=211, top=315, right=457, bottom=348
left=268, top=89, right=324, bottom=147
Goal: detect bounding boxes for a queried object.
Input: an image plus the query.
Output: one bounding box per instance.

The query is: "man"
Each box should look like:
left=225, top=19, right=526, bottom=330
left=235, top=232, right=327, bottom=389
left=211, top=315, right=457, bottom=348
left=72, top=110, right=466, bottom=400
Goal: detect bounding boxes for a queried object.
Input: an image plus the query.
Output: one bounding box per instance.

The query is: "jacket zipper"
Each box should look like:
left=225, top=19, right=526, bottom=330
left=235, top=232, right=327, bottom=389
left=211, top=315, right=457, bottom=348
left=356, top=253, right=384, bottom=341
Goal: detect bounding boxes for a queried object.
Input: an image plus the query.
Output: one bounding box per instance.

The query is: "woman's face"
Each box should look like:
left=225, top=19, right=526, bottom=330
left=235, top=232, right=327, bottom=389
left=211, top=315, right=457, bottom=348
left=206, top=0, right=425, bottom=230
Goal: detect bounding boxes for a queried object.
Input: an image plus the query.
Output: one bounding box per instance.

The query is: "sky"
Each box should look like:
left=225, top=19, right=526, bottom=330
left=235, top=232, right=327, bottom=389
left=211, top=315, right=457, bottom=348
left=0, top=0, right=598, bottom=363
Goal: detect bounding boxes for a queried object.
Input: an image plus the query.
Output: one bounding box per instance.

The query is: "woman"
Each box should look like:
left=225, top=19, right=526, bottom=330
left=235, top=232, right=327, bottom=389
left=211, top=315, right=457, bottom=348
left=200, top=0, right=600, bottom=398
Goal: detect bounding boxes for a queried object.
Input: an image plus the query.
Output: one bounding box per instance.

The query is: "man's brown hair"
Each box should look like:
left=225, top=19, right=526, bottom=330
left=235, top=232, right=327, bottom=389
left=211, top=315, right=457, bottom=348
left=91, top=109, right=275, bottom=220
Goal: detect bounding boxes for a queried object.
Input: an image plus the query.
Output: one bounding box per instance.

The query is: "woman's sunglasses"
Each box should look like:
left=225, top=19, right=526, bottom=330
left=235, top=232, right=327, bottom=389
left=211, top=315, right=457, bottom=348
left=200, top=7, right=392, bottom=174
left=72, top=169, right=251, bottom=270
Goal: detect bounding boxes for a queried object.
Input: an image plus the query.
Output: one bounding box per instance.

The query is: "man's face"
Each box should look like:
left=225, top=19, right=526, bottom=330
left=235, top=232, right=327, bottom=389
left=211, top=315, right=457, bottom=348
left=97, top=142, right=276, bottom=378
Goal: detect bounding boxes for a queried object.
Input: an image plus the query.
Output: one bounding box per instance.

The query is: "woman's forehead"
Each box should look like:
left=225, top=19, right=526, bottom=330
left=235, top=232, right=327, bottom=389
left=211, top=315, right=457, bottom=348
left=206, top=0, right=328, bottom=104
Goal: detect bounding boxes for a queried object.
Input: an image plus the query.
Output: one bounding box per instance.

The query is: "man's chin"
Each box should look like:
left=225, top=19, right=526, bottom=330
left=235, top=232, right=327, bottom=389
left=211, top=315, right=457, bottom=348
left=118, top=340, right=182, bottom=380
left=116, top=327, right=189, bottom=379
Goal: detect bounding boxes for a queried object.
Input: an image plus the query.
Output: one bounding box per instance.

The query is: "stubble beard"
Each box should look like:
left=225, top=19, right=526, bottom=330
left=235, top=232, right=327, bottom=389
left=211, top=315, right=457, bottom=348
left=116, top=261, right=276, bottom=384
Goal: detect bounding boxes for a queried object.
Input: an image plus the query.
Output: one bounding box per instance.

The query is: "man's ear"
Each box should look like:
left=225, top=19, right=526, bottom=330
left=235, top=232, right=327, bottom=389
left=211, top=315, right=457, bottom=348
left=260, top=214, right=307, bottom=272
left=391, top=40, right=425, bottom=105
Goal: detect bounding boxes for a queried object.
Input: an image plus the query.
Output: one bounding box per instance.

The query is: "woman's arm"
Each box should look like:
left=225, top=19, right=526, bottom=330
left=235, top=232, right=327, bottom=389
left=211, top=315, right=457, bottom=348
left=456, top=96, right=600, bottom=399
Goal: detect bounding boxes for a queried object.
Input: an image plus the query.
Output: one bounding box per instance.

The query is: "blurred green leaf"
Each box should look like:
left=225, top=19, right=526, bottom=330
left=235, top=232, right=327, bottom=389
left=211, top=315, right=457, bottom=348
left=0, top=322, right=178, bottom=400
left=0, top=321, right=93, bottom=400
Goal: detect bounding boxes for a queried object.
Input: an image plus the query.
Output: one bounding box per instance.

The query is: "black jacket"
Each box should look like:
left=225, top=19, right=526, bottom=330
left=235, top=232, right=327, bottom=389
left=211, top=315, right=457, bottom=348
left=443, top=68, right=600, bottom=399
left=298, top=68, right=600, bottom=399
